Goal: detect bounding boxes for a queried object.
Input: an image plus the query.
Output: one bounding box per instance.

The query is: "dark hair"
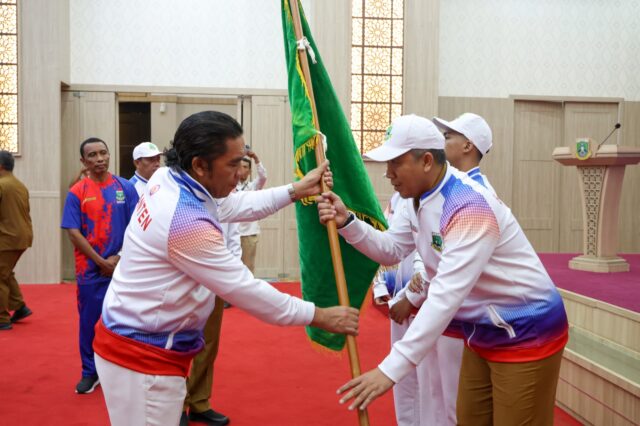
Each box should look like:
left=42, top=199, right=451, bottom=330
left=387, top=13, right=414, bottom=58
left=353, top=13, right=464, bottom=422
left=410, top=148, right=446, bottom=165
left=80, top=137, right=108, bottom=158
left=241, top=156, right=252, bottom=168
left=165, top=111, right=243, bottom=172
left=0, top=150, right=15, bottom=171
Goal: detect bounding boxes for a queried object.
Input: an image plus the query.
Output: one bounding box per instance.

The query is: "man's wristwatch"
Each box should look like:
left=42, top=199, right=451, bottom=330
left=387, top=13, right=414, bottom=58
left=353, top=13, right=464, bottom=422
left=338, top=212, right=356, bottom=229
left=287, top=183, right=297, bottom=201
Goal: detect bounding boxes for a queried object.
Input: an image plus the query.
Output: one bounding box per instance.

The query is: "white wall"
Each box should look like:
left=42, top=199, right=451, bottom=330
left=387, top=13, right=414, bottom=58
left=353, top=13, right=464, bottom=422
left=439, top=0, right=640, bottom=100
left=70, top=0, right=310, bottom=89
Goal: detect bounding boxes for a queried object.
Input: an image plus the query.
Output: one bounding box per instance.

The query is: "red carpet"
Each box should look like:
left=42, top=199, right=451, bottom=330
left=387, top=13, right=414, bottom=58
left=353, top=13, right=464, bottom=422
left=0, top=283, right=580, bottom=425
left=539, top=253, right=640, bottom=313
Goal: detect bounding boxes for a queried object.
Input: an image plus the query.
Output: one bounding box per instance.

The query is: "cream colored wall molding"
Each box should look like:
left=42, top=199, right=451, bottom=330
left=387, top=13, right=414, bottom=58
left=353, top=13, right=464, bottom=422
left=29, top=191, right=60, bottom=199
left=64, top=84, right=288, bottom=97
left=510, top=94, right=624, bottom=104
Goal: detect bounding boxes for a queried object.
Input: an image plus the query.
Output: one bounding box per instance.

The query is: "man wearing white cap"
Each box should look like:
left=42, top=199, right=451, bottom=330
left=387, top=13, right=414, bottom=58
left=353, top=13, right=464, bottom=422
left=390, top=113, right=496, bottom=424
left=318, top=114, right=568, bottom=425
left=130, top=142, right=162, bottom=196
left=433, top=113, right=495, bottom=193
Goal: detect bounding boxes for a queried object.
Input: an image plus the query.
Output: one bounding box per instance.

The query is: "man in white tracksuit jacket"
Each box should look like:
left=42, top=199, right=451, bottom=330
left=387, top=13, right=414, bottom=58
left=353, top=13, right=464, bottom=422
left=319, top=114, right=568, bottom=426
left=389, top=112, right=498, bottom=425
left=93, top=111, right=358, bottom=426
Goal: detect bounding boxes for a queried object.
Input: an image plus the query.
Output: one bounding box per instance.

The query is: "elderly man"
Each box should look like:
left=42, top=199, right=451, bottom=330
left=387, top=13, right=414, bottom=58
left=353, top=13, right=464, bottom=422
left=129, top=141, right=162, bottom=196
left=0, top=151, right=33, bottom=330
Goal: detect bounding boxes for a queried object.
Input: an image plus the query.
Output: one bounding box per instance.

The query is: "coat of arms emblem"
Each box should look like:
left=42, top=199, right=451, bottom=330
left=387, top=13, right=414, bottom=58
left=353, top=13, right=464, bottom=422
left=575, top=138, right=592, bottom=160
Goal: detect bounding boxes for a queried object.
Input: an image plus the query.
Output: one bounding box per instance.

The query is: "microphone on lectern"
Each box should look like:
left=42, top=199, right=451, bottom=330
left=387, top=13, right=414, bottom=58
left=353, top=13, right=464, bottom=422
left=596, top=123, right=622, bottom=152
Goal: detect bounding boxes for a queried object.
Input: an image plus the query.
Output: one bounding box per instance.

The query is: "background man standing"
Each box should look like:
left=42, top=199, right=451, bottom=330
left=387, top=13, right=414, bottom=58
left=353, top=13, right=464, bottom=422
left=433, top=113, right=494, bottom=192
left=236, top=149, right=267, bottom=273
left=0, top=151, right=33, bottom=330
left=61, top=137, right=139, bottom=394
left=129, top=141, right=162, bottom=196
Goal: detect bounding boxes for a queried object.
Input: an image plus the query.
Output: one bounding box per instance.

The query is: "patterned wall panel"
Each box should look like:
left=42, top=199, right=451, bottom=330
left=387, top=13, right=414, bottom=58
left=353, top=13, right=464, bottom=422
left=439, top=0, right=640, bottom=100
left=70, top=0, right=311, bottom=89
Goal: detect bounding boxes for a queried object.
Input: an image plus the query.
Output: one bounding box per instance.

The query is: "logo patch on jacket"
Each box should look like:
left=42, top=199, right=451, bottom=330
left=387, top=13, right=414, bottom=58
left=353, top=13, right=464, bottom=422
left=115, top=190, right=125, bottom=203
left=431, top=232, right=443, bottom=252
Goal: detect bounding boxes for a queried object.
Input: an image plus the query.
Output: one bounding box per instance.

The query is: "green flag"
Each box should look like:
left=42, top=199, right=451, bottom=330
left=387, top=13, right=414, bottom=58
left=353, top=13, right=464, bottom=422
left=281, top=0, right=387, bottom=351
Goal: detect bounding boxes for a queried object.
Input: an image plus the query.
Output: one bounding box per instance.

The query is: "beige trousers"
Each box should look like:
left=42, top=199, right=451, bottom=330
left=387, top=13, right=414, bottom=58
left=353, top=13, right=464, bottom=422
left=183, top=296, right=225, bottom=413
left=457, top=346, right=564, bottom=426
left=240, top=235, right=258, bottom=273
left=0, top=249, right=26, bottom=323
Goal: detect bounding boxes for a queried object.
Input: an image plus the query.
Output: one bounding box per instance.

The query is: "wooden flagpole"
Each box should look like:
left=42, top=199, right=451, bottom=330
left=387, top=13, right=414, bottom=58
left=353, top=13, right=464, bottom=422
left=287, top=1, right=370, bottom=425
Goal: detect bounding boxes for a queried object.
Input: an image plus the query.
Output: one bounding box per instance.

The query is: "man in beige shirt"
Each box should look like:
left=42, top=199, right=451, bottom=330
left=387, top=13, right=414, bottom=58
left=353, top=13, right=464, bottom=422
left=0, top=151, right=33, bottom=330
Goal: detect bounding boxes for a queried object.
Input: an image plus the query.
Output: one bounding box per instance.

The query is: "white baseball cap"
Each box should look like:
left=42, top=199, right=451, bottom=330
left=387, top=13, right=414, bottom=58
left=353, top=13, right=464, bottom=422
left=432, top=113, right=493, bottom=155
left=132, top=142, right=161, bottom=160
left=363, top=114, right=445, bottom=162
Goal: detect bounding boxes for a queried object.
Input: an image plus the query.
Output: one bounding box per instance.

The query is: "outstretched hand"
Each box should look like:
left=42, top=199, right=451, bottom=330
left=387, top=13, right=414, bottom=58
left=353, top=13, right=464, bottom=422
left=292, top=161, right=332, bottom=199
left=316, top=191, right=349, bottom=227
left=311, top=305, right=359, bottom=335
left=337, top=368, right=394, bottom=411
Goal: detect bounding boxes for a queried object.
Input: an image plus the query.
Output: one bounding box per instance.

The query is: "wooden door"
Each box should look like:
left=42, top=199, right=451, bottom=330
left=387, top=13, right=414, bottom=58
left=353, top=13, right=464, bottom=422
left=512, top=100, right=564, bottom=252
left=249, top=96, right=288, bottom=279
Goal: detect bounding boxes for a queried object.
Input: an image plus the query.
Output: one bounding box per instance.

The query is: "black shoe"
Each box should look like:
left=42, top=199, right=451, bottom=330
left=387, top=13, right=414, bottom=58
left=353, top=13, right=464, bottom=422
left=189, top=409, right=229, bottom=425
left=75, top=375, right=100, bottom=394
left=10, top=305, right=32, bottom=323
left=179, top=411, right=189, bottom=426
left=0, top=322, right=12, bottom=330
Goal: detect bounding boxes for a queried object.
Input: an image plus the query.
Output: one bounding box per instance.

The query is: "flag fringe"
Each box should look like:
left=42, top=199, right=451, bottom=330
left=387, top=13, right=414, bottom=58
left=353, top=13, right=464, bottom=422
left=294, top=135, right=319, bottom=179
left=352, top=210, right=387, bottom=231
left=306, top=334, right=346, bottom=357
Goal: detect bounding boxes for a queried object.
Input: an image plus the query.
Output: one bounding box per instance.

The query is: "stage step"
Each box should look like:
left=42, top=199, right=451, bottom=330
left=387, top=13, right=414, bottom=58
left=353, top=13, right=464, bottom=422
left=557, top=289, right=640, bottom=425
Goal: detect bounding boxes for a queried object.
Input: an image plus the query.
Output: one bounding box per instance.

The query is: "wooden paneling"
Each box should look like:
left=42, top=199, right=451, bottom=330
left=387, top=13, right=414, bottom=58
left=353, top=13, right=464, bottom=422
left=13, top=0, right=69, bottom=284
left=618, top=101, right=640, bottom=252
left=513, top=101, right=564, bottom=251
left=282, top=99, right=300, bottom=280
left=440, top=97, right=639, bottom=253
left=403, top=0, right=439, bottom=118
left=149, top=98, right=239, bottom=154
left=250, top=96, right=288, bottom=279
left=560, top=289, right=640, bottom=354
left=558, top=353, right=639, bottom=426
left=438, top=97, right=515, bottom=205
left=560, top=102, right=619, bottom=252
left=60, top=92, right=80, bottom=280
left=176, top=102, right=238, bottom=125
left=150, top=101, right=178, bottom=152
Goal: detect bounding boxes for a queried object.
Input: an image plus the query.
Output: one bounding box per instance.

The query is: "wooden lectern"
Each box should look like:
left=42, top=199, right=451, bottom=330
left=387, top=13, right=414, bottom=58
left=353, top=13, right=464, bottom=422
left=552, top=142, right=640, bottom=272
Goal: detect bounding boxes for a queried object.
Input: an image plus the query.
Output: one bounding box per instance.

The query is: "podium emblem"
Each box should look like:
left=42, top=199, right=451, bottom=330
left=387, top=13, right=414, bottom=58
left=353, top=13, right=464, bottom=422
left=575, top=139, right=592, bottom=160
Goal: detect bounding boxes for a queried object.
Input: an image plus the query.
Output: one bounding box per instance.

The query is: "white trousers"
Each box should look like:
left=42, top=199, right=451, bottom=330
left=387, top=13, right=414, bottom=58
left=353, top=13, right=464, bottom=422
left=95, top=354, right=187, bottom=426
left=417, top=335, right=464, bottom=426
left=390, top=318, right=420, bottom=426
